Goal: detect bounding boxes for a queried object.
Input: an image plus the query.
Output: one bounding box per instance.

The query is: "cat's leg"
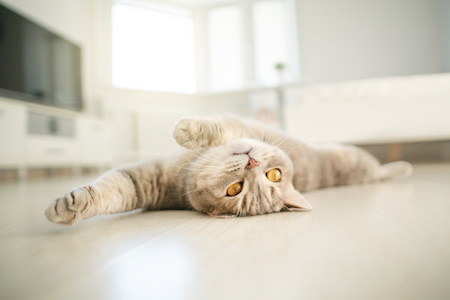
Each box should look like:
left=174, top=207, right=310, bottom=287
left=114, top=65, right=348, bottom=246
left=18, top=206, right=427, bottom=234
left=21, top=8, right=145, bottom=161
left=173, top=115, right=257, bottom=149
left=314, top=145, right=413, bottom=188
left=377, top=161, right=413, bottom=180
left=44, top=169, right=141, bottom=225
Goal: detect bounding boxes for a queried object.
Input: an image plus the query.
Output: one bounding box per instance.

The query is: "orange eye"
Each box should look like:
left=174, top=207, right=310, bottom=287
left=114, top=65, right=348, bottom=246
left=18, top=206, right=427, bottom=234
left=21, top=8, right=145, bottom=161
left=266, top=169, right=281, bottom=182
left=227, top=182, right=243, bottom=196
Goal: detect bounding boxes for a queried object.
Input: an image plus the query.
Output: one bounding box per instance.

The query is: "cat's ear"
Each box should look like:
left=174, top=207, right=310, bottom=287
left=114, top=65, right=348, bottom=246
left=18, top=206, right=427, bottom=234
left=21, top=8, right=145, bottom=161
left=283, top=185, right=312, bottom=211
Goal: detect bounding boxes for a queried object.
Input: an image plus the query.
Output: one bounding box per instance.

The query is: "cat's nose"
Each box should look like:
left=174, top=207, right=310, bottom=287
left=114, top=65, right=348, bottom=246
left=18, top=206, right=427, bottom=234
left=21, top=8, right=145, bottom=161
left=246, top=157, right=260, bottom=169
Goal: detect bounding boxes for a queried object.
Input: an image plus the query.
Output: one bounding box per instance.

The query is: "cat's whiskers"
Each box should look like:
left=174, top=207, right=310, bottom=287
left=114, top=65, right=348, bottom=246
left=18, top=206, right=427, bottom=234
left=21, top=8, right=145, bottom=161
left=210, top=141, right=230, bottom=160
left=195, top=158, right=224, bottom=168
left=180, top=160, right=218, bottom=170
left=281, top=144, right=302, bottom=155
left=181, top=150, right=223, bottom=166
left=225, top=197, right=243, bottom=217
left=294, top=132, right=316, bottom=145
left=158, top=160, right=210, bottom=171
left=268, top=134, right=286, bottom=148
left=176, top=161, right=241, bottom=176
left=159, top=161, right=218, bottom=178
left=186, top=147, right=228, bottom=166
left=158, top=160, right=192, bottom=171
left=283, top=148, right=299, bottom=155
left=181, top=188, right=202, bottom=197
left=176, top=171, right=222, bottom=178
left=176, top=172, right=212, bottom=176
left=273, top=136, right=290, bottom=149
left=280, top=142, right=298, bottom=150
left=261, top=108, right=274, bottom=144
left=179, top=151, right=205, bottom=162
left=182, top=150, right=220, bottom=163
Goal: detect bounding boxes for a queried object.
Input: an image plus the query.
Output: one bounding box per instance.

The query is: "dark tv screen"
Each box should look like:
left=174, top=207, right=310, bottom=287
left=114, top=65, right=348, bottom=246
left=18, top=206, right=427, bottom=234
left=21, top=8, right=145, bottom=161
left=0, top=3, right=82, bottom=111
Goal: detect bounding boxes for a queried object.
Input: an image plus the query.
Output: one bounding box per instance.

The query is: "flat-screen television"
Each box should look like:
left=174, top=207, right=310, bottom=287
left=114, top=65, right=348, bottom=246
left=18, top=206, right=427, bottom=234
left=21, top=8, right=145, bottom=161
left=0, top=3, right=82, bottom=111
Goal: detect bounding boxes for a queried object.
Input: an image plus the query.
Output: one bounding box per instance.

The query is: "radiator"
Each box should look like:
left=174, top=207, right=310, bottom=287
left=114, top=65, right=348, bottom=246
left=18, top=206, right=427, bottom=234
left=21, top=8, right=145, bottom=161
left=137, top=109, right=188, bottom=158
left=109, top=107, right=190, bottom=162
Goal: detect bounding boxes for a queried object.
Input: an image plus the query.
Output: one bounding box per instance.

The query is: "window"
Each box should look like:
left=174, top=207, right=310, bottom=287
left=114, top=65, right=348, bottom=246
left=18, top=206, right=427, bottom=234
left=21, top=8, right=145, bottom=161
left=252, top=0, right=288, bottom=86
left=206, top=0, right=298, bottom=92
left=207, top=5, right=245, bottom=92
left=112, top=3, right=196, bottom=94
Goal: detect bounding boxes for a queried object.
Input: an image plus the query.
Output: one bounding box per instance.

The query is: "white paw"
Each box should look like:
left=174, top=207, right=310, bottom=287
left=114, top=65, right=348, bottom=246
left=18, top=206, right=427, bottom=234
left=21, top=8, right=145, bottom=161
left=173, top=117, right=210, bottom=149
left=44, top=186, right=92, bottom=225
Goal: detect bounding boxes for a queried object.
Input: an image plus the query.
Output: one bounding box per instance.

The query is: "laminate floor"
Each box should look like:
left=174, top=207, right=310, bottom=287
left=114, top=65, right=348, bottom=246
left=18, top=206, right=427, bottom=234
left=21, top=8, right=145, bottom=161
left=1, top=163, right=449, bottom=300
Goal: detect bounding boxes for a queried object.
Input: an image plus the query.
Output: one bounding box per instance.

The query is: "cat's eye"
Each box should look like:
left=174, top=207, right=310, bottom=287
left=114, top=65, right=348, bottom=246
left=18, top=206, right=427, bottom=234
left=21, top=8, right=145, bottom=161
left=227, top=182, right=243, bottom=196
left=266, top=169, right=281, bottom=182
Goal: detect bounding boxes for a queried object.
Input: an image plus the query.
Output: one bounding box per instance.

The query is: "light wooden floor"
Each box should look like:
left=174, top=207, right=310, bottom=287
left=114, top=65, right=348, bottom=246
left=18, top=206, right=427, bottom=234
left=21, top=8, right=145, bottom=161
left=1, top=163, right=449, bottom=300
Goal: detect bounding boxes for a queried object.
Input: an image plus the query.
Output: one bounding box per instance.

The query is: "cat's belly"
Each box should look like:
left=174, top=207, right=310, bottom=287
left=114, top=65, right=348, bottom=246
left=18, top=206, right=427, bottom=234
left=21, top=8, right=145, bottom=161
left=290, top=144, right=380, bottom=192
left=290, top=151, right=324, bottom=192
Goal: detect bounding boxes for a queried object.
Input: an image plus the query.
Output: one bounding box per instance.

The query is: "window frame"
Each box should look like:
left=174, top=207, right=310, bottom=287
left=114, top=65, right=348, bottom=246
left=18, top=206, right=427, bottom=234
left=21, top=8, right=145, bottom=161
left=199, top=0, right=301, bottom=93
left=94, top=0, right=300, bottom=96
left=92, top=0, right=199, bottom=98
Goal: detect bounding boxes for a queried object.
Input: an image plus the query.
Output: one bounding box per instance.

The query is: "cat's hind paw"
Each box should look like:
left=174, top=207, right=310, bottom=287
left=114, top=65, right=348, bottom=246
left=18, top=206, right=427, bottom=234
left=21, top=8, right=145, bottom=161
left=44, top=186, right=92, bottom=225
left=379, top=161, right=414, bottom=180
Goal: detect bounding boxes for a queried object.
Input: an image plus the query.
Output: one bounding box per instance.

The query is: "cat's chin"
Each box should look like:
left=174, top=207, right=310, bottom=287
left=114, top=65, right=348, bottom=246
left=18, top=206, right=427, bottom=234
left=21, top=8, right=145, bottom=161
left=226, top=138, right=267, bottom=155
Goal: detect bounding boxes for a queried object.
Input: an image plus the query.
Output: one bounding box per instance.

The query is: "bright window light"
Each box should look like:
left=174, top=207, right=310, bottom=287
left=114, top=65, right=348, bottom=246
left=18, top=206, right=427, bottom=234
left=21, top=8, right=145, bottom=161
left=207, top=5, right=244, bottom=92
left=252, top=0, right=288, bottom=86
left=112, top=4, right=196, bottom=94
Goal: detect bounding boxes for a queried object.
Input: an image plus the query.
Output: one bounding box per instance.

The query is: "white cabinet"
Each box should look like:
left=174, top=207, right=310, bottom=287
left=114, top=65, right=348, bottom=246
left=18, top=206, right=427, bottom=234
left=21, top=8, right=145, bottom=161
left=0, top=97, right=113, bottom=175
left=0, top=101, right=26, bottom=168
left=25, top=136, right=79, bottom=167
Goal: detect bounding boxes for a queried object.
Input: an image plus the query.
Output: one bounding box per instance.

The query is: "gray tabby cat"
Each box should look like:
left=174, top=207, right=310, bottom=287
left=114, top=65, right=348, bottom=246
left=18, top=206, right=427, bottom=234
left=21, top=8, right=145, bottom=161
left=45, top=115, right=413, bottom=224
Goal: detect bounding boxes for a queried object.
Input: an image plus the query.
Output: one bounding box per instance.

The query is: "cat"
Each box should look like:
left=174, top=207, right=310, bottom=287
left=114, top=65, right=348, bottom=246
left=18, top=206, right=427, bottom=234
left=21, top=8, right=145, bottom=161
left=44, top=115, right=413, bottom=224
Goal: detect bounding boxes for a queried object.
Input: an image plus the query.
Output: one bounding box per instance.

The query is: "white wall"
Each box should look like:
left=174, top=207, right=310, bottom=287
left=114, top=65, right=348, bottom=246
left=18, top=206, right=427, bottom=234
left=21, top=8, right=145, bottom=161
left=296, top=0, right=446, bottom=82
left=1, top=0, right=88, bottom=42
left=444, top=0, right=450, bottom=72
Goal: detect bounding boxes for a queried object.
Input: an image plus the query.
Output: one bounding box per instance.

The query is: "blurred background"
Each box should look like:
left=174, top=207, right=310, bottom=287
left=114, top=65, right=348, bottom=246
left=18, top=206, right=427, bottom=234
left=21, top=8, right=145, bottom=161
left=0, top=0, right=449, bottom=180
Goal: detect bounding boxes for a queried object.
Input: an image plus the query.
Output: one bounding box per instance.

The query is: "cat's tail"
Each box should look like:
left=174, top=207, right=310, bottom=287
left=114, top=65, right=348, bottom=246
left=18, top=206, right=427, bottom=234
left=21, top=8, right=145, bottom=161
left=378, top=161, right=413, bottom=181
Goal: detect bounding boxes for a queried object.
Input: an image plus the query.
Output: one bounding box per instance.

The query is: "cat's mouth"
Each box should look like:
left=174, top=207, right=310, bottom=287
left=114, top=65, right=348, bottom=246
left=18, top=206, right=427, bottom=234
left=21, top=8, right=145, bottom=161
left=233, top=149, right=260, bottom=170
left=233, top=147, right=252, bottom=156
left=232, top=145, right=261, bottom=169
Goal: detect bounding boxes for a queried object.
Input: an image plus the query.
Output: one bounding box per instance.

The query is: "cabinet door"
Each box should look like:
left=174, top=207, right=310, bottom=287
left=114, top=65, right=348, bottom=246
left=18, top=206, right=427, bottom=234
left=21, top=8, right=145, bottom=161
left=0, top=100, right=26, bottom=167
left=25, top=135, right=78, bottom=167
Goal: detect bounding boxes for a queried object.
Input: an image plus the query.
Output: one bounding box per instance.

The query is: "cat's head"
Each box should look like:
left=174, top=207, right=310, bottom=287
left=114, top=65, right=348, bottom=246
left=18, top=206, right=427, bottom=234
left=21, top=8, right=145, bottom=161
left=184, top=138, right=312, bottom=218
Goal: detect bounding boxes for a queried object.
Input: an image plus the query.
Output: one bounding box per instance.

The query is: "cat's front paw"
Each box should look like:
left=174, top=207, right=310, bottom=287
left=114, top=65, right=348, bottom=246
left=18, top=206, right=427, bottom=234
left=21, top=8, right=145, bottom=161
left=173, top=117, right=211, bottom=149
left=44, top=186, right=92, bottom=225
